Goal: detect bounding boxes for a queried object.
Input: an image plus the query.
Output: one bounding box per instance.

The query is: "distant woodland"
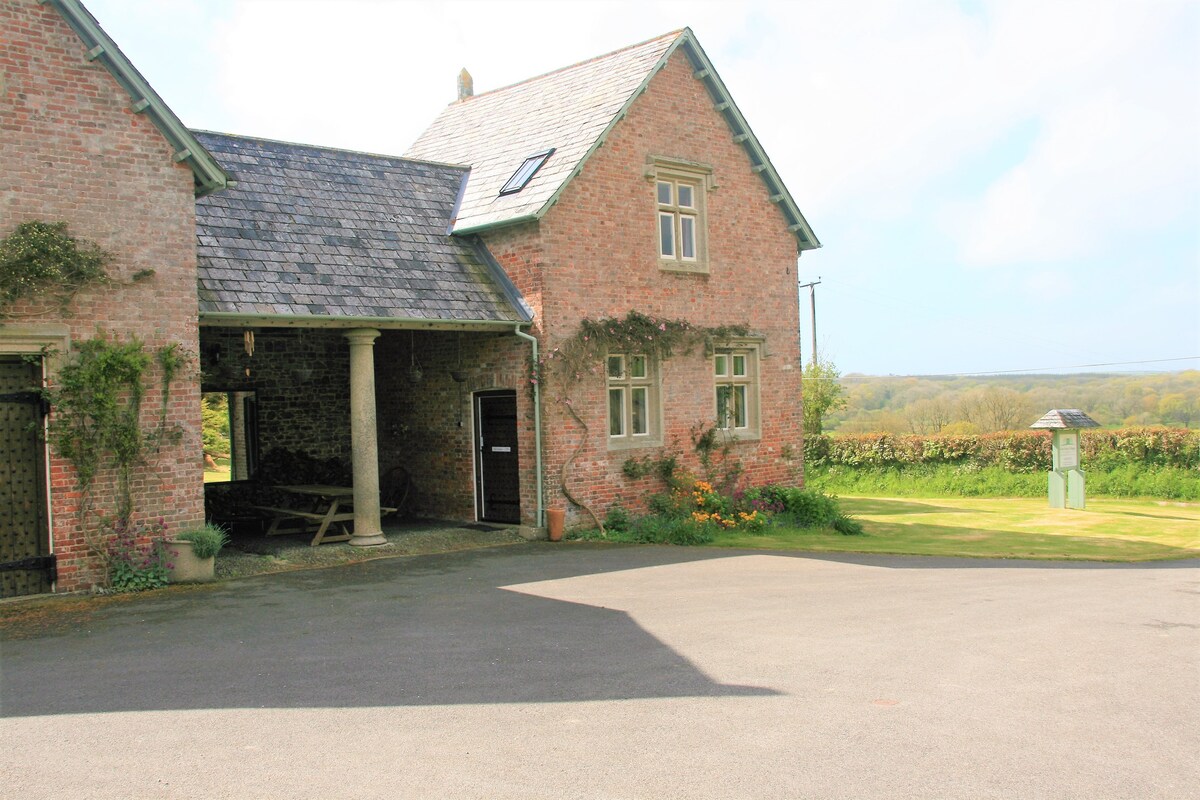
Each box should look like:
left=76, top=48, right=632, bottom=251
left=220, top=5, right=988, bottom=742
left=825, top=371, right=1200, bottom=434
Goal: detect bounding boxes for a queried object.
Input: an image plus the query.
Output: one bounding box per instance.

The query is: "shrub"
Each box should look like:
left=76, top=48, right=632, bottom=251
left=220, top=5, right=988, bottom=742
left=758, top=486, right=839, bottom=527
left=176, top=524, right=229, bottom=559
left=603, top=505, right=631, bottom=533
left=831, top=513, right=865, bottom=536
left=627, top=515, right=717, bottom=545
left=103, top=515, right=170, bottom=593
left=805, top=427, right=1199, bottom=472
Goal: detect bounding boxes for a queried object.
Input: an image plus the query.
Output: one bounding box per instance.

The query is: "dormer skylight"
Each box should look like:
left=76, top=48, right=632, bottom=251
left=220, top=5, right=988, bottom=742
left=499, top=148, right=554, bottom=195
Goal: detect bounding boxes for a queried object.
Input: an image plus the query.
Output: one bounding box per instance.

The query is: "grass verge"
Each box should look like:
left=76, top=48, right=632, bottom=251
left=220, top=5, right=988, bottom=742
left=713, top=496, right=1200, bottom=561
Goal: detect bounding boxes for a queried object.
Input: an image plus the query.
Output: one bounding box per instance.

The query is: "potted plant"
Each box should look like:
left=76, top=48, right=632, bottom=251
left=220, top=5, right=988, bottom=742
left=167, top=524, right=228, bottom=583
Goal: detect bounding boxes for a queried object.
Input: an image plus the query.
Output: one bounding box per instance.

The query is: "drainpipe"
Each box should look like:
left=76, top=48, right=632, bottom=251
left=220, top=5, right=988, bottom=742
left=513, top=326, right=544, bottom=528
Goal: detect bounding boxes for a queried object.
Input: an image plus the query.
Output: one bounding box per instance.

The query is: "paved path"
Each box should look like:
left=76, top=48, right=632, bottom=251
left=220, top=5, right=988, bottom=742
left=2, top=544, right=1197, bottom=798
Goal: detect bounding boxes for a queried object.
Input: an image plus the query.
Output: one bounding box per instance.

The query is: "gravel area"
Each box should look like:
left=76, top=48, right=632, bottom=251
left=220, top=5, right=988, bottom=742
left=215, top=519, right=529, bottom=580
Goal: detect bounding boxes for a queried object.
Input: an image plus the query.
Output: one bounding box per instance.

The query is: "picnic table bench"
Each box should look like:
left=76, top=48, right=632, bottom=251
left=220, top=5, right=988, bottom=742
left=253, top=484, right=395, bottom=546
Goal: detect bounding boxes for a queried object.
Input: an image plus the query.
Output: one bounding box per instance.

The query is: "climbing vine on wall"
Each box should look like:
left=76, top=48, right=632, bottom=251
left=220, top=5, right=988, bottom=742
left=0, top=221, right=112, bottom=315
left=43, top=333, right=187, bottom=523
left=532, top=310, right=748, bottom=392
left=532, top=311, right=751, bottom=532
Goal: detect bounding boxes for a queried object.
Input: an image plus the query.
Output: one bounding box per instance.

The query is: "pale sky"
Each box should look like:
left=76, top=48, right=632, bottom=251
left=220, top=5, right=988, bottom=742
left=84, top=0, right=1200, bottom=375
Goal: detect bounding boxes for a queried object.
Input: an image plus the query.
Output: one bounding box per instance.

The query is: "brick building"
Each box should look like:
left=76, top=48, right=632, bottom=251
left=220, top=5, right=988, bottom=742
left=405, top=31, right=820, bottom=527
left=1, top=0, right=227, bottom=594
left=1, top=0, right=819, bottom=597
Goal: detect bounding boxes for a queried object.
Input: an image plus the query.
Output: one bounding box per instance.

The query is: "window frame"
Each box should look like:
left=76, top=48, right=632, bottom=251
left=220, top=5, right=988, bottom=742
left=499, top=148, right=555, bottom=196
left=606, top=352, right=662, bottom=450
left=645, top=156, right=715, bottom=274
left=713, top=345, right=761, bottom=439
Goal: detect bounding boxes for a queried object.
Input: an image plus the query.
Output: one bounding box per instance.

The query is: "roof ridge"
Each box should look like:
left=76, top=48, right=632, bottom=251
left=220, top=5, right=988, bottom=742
left=456, top=28, right=685, bottom=104
left=191, top=129, right=470, bottom=172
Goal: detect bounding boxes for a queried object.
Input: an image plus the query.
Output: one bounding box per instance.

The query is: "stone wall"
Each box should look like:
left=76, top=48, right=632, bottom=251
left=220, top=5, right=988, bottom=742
left=199, top=328, right=352, bottom=464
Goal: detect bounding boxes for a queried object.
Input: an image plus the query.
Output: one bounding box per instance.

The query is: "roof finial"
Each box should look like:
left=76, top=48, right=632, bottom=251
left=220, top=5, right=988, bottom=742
left=457, top=68, right=473, bottom=101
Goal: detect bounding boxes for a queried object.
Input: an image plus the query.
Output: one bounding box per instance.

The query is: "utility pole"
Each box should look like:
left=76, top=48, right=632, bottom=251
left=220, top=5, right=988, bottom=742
left=798, top=278, right=821, bottom=367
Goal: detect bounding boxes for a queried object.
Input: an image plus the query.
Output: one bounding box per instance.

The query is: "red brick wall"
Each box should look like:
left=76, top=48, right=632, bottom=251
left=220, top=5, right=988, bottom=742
left=483, top=48, right=806, bottom=526
left=0, top=0, right=203, bottom=589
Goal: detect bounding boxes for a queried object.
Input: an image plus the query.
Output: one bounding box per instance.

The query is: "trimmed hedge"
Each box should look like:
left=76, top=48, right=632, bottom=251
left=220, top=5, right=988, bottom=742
left=804, top=428, right=1199, bottom=473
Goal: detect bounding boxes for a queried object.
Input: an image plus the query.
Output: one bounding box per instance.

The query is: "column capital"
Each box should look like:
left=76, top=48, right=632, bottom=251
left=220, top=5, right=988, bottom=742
left=344, top=328, right=382, bottom=346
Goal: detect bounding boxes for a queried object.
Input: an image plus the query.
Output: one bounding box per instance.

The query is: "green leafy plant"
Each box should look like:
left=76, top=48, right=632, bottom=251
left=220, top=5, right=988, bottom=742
left=0, top=220, right=110, bottom=313
left=175, top=524, right=229, bottom=559
left=102, top=515, right=171, bottom=593
left=44, top=333, right=186, bottom=521
left=603, top=505, right=631, bottom=533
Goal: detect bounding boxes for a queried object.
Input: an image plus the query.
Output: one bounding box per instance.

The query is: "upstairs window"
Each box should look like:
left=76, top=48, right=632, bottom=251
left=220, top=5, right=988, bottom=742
left=658, top=179, right=700, bottom=262
left=645, top=156, right=714, bottom=273
left=499, top=148, right=555, bottom=195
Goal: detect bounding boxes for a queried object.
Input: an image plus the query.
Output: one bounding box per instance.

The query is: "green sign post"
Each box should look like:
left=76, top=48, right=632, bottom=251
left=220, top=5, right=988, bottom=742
left=1030, top=409, right=1100, bottom=509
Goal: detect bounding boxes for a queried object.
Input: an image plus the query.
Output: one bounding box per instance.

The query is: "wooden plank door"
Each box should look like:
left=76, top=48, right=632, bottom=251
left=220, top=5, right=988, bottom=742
left=0, top=357, right=52, bottom=598
left=474, top=391, right=520, bottom=523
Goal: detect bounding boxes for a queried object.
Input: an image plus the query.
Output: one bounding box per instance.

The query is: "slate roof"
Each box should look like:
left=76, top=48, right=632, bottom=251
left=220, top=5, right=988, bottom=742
left=193, top=132, right=531, bottom=324
left=1030, top=409, right=1101, bottom=429
left=406, top=31, right=678, bottom=234
left=405, top=30, right=819, bottom=250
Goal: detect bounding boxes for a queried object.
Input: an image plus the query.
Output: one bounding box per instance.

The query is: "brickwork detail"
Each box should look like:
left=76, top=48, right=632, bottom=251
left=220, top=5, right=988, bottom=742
left=1, top=0, right=202, bottom=589
left=482, top=49, right=807, bottom=525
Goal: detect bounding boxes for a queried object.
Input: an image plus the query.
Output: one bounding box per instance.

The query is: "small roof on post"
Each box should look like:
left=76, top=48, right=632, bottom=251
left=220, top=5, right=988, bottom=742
left=1030, top=409, right=1101, bottom=429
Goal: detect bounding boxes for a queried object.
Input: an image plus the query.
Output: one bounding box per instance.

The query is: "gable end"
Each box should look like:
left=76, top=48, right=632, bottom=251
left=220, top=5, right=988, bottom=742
left=44, top=0, right=229, bottom=197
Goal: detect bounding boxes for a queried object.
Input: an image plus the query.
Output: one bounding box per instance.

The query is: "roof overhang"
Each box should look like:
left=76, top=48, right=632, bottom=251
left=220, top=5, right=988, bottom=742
left=198, top=313, right=532, bottom=332
left=43, top=0, right=230, bottom=197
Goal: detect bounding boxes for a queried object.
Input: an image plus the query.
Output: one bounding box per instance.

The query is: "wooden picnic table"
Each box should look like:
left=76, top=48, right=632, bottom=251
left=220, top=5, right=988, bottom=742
left=253, top=484, right=355, bottom=546
left=253, top=484, right=369, bottom=546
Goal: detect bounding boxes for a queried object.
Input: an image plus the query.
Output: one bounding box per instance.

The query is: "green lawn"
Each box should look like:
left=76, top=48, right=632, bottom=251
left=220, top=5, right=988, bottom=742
left=204, top=457, right=231, bottom=483
left=715, top=496, right=1200, bottom=562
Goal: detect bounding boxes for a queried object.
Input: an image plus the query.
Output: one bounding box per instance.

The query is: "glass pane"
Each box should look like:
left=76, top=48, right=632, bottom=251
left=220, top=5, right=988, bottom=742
left=631, top=387, right=648, bottom=434
left=733, top=354, right=746, bottom=376
left=677, top=184, right=694, bottom=208
left=680, top=216, right=695, bottom=259
left=609, top=388, right=625, bottom=436
left=734, top=385, right=748, bottom=428
left=657, top=181, right=672, bottom=205
left=607, top=355, right=624, bottom=379
left=716, top=385, right=732, bottom=428
left=629, top=355, right=647, bottom=379
left=714, top=355, right=727, bottom=376
left=659, top=213, right=674, bottom=257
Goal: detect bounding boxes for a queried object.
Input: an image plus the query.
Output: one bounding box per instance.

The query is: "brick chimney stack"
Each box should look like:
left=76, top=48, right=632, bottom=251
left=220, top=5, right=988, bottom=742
left=457, top=69, right=473, bottom=101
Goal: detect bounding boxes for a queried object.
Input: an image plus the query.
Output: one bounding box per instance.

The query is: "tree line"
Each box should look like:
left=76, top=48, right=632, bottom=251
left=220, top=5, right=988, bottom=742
left=806, top=368, right=1200, bottom=435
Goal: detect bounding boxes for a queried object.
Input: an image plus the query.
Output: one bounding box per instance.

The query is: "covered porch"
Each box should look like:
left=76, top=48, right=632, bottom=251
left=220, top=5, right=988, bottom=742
left=192, top=131, right=539, bottom=543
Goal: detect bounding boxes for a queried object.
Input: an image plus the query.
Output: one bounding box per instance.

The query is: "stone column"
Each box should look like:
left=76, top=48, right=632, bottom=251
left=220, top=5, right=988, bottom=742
left=345, top=328, right=386, bottom=546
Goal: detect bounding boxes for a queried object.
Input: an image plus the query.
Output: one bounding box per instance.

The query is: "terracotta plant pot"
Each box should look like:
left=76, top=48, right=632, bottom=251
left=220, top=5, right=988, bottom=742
left=546, top=509, right=565, bottom=542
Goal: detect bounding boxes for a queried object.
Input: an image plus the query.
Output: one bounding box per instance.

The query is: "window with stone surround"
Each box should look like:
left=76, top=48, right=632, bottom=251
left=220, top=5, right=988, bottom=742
left=645, top=156, right=714, bottom=273
left=714, top=346, right=760, bottom=437
left=607, top=353, right=661, bottom=448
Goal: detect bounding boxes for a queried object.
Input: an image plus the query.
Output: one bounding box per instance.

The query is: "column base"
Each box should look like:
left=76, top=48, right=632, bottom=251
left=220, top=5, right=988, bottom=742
left=349, top=531, right=388, bottom=547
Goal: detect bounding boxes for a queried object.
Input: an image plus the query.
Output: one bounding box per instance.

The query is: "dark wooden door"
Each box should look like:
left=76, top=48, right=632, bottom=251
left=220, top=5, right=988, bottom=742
left=1, top=357, right=52, bottom=598
left=474, top=391, right=520, bottom=523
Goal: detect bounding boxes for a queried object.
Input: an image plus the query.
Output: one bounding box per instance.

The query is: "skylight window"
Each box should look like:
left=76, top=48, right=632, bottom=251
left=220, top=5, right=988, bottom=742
left=499, top=148, right=554, bottom=195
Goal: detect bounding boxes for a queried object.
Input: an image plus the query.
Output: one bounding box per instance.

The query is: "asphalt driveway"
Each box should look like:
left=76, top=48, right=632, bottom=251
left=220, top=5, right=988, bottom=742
left=2, top=543, right=1197, bottom=798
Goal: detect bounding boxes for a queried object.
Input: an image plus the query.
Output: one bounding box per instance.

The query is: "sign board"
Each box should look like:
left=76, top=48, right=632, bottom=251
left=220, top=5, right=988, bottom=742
left=1058, top=433, right=1078, bottom=469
